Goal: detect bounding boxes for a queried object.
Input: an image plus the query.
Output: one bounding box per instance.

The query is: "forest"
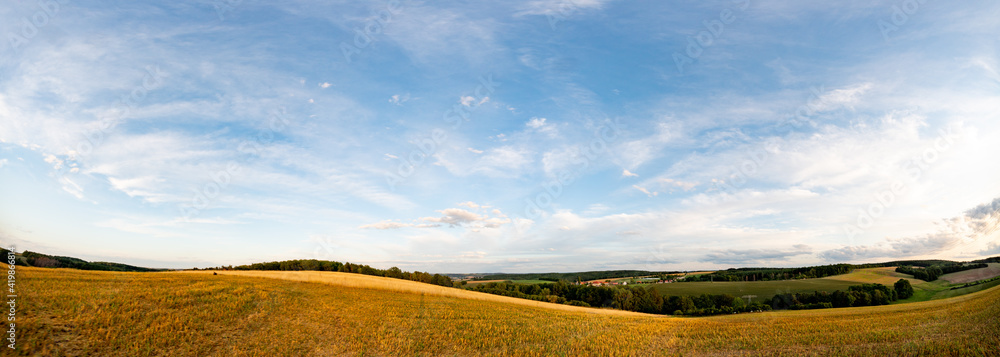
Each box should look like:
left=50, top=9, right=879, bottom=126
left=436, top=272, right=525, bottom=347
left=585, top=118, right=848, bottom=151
left=682, top=260, right=991, bottom=283
left=10, top=250, right=163, bottom=272
left=464, top=280, right=773, bottom=316
left=209, top=259, right=457, bottom=288
left=771, top=280, right=914, bottom=310
left=681, top=264, right=874, bottom=282
left=466, top=280, right=917, bottom=315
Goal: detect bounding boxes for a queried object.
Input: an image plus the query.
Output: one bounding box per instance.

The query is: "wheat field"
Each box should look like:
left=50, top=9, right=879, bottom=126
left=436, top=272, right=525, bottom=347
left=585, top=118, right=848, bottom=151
left=15, top=265, right=1000, bottom=356
left=199, top=270, right=647, bottom=317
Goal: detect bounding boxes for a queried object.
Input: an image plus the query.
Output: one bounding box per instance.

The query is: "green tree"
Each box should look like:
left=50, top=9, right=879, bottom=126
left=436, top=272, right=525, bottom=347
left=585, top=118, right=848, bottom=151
left=613, top=289, right=635, bottom=311
left=871, top=290, right=889, bottom=305
left=832, top=290, right=855, bottom=308
left=732, top=297, right=747, bottom=311
left=431, top=274, right=452, bottom=287
left=893, top=279, right=914, bottom=299
left=677, top=296, right=696, bottom=314
left=851, top=291, right=871, bottom=306
left=385, top=266, right=403, bottom=279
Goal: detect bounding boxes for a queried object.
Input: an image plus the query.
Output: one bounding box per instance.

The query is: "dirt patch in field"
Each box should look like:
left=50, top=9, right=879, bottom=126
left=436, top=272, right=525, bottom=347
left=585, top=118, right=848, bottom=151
left=942, top=263, right=1000, bottom=284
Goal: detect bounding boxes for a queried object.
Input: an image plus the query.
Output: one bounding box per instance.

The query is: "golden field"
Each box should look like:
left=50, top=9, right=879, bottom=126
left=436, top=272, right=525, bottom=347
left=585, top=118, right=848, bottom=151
left=199, top=270, right=644, bottom=317
left=14, top=265, right=1000, bottom=356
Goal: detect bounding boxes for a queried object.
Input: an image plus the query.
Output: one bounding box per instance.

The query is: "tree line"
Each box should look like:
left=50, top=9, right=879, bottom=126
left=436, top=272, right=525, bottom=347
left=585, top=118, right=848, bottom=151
left=206, top=259, right=456, bottom=287
left=973, top=256, right=1000, bottom=264
left=465, top=279, right=919, bottom=316
left=681, top=264, right=869, bottom=282
left=682, top=259, right=993, bottom=283
left=16, top=251, right=162, bottom=272
left=465, top=280, right=772, bottom=316
left=772, top=280, right=913, bottom=310
left=471, top=270, right=677, bottom=283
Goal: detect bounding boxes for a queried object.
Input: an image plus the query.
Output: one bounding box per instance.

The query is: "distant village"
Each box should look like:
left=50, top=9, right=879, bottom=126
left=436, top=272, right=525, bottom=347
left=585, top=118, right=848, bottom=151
left=577, top=274, right=685, bottom=286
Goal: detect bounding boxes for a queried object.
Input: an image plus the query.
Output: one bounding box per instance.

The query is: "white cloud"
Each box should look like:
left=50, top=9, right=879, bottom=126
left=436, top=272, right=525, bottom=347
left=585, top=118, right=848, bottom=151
left=459, top=95, right=489, bottom=107
left=810, top=83, right=873, bottom=112
left=614, top=120, right=681, bottom=170
left=459, top=251, right=486, bottom=259
left=378, top=7, right=501, bottom=65
left=107, top=176, right=165, bottom=199
left=526, top=117, right=558, bottom=137
left=437, top=146, right=533, bottom=178
left=319, top=82, right=332, bottom=88
left=659, top=178, right=698, bottom=192
left=389, top=93, right=410, bottom=105
left=478, top=146, right=532, bottom=173
left=458, top=201, right=481, bottom=209
left=526, top=117, right=547, bottom=128
left=423, top=208, right=484, bottom=227
left=622, top=169, right=638, bottom=177
left=467, top=147, right=483, bottom=154
left=515, top=0, right=613, bottom=16
left=360, top=221, right=416, bottom=230
left=364, top=203, right=512, bottom=232
left=632, top=185, right=657, bottom=197
left=43, top=154, right=63, bottom=170
left=359, top=220, right=443, bottom=230
left=704, top=245, right=813, bottom=265
left=582, top=204, right=610, bottom=216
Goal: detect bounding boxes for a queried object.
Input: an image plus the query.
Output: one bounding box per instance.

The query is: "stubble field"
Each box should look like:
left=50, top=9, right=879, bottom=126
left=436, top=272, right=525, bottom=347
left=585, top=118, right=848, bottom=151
left=14, top=265, right=1000, bottom=356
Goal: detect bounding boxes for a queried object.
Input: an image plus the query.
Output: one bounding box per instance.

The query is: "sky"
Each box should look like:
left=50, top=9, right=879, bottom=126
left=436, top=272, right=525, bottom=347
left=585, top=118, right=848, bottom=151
left=1, top=0, right=998, bottom=272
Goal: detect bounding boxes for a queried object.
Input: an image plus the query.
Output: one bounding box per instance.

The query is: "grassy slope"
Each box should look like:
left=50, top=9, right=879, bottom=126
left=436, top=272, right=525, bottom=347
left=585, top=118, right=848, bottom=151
left=19, top=265, right=1000, bottom=356
left=651, top=278, right=860, bottom=301
left=824, top=267, right=918, bottom=285
left=649, top=266, right=995, bottom=303
left=941, top=263, right=1000, bottom=284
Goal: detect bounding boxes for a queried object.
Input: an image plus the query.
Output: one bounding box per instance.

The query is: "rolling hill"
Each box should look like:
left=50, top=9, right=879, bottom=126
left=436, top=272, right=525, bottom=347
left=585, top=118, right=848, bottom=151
left=649, top=265, right=1000, bottom=303
left=18, top=264, right=1000, bottom=356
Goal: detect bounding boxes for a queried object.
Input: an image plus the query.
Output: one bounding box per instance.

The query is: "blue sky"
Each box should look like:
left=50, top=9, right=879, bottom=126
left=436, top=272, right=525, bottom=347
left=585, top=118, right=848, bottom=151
left=1, top=0, right=998, bottom=272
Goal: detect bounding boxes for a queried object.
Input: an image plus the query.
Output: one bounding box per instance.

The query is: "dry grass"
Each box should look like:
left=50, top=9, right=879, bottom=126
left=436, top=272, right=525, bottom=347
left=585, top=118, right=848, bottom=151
left=682, top=271, right=717, bottom=276
left=198, top=270, right=647, bottom=317
left=825, top=267, right=921, bottom=286
left=15, top=265, right=1000, bottom=356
